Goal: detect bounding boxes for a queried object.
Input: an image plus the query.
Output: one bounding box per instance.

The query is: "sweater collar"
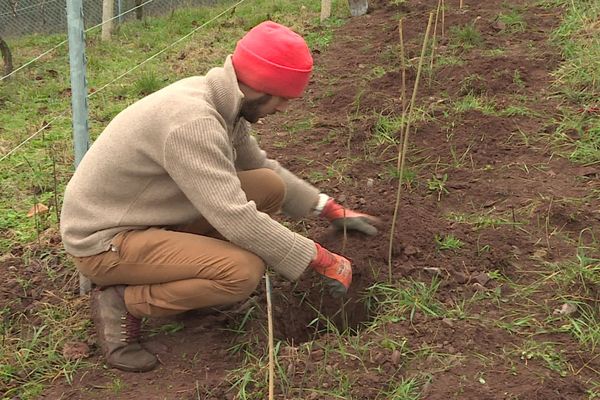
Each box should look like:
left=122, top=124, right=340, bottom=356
left=205, top=55, right=245, bottom=125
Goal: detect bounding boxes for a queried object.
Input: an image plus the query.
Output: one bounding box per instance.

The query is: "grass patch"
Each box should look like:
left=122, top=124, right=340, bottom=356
left=453, top=93, right=497, bottom=115
left=1, top=299, right=90, bottom=399
left=446, top=211, right=517, bottom=229
left=435, top=233, right=463, bottom=251
left=497, top=8, right=527, bottom=33
left=365, top=279, right=445, bottom=324
left=449, top=23, right=483, bottom=50
left=377, top=376, right=425, bottom=400
left=547, top=0, right=600, bottom=163
left=515, top=340, right=570, bottom=377
left=371, top=113, right=403, bottom=146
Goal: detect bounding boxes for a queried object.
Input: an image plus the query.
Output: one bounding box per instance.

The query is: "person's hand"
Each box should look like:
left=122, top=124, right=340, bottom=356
left=309, top=243, right=352, bottom=297
left=320, top=197, right=379, bottom=236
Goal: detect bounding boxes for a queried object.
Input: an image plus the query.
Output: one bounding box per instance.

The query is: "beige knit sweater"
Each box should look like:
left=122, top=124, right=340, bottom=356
left=60, top=56, right=319, bottom=281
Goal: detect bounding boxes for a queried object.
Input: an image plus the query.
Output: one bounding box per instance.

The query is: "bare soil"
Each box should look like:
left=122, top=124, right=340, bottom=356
left=2, top=0, right=599, bottom=399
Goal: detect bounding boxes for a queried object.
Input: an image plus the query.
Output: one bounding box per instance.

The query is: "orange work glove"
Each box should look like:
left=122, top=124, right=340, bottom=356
left=320, top=197, right=379, bottom=236
left=309, top=243, right=352, bottom=297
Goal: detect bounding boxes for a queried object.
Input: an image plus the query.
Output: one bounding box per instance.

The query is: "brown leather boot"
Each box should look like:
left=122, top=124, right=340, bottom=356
left=91, top=286, right=158, bottom=372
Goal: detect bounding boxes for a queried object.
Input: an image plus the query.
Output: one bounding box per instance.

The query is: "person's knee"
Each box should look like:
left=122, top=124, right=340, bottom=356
left=224, top=252, right=265, bottom=300
left=257, top=169, right=285, bottom=214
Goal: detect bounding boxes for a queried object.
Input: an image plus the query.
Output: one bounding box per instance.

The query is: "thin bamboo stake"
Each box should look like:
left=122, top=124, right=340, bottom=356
left=265, top=273, right=275, bottom=400
left=460, top=0, right=463, bottom=9
left=388, top=13, right=434, bottom=282
left=441, top=0, right=445, bottom=37
left=430, top=0, right=442, bottom=73
left=388, top=18, right=407, bottom=282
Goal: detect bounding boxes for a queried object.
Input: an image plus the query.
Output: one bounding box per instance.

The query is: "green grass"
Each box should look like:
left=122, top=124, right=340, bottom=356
left=446, top=211, right=517, bottom=229
left=453, top=94, right=497, bottom=115
left=515, top=340, right=569, bottom=377
left=1, top=299, right=90, bottom=398
left=435, top=234, right=463, bottom=251
left=449, top=23, right=483, bottom=50
left=371, top=113, right=403, bottom=146
left=497, top=8, right=527, bottom=33
left=365, top=279, right=445, bottom=324
left=547, top=0, right=600, bottom=163
left=377, top=376, right=425, bottom=400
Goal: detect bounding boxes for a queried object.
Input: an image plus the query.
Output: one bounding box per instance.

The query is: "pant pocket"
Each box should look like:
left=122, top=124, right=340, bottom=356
left=72, top=235, right=124, bottom=283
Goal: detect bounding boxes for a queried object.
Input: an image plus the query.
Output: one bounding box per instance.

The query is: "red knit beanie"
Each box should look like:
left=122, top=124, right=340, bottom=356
left=232, top=21, right=313, bottom=98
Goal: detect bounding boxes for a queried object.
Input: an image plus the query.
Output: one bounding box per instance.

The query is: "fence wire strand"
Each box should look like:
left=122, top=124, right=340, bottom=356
left=0, top=111, right=69, bottom=162
left=90, top=0, right=248, bottom=98
left=1, top=0, right=156, bottom=82
left=0, top=0, right=249, bottom=162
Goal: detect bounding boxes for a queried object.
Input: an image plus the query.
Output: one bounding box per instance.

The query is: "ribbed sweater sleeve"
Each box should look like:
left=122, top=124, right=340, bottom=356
left=164, top=117, right=316, bottom=281
left=234, top=131, right=320, bottom=218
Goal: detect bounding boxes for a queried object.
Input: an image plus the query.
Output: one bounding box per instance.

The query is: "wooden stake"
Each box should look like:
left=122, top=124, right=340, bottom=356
left=388, top=13, right=434, bottom=282
left=460, top=0, right=463, bottom=9
left=265, top=273, right=275, bottom=400
left=320, top=0, right=332, bottom=22
left=101, top=0, right=114, bottom=41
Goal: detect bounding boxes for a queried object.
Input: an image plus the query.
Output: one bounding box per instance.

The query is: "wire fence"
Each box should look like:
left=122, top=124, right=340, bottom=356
left=0, top=0, right=218, bottom=37
left=0, top=0, right=254, bottom=252
left=0, top=0, right=248, bottom=163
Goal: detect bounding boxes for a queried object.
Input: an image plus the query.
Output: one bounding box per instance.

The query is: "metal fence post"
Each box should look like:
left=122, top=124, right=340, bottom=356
left=66, top=0, right=92, bottom=295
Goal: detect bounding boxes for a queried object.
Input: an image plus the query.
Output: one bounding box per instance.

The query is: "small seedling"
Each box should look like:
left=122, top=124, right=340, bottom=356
left=110, top=377, right=125, bottom=394
left=370, top=65, right=387, bottom=79
left=427, top=173, right=449, bottom=201
left=435, top=234, right=463, bottom=250
left=459, top=74, right=485, bottom=95
left=512, top=69, right=526, bottom=88
left=517, top=340, right=569, bottom=377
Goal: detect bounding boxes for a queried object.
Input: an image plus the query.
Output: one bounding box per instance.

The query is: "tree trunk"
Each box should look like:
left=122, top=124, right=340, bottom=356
left=0, top=36, right=13, bottom=78
left=135, top=0, right=144, bottom=20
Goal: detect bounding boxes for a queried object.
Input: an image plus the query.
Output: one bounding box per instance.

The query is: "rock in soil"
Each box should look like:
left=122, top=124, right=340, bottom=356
left=442, top=318, right=455, bottom=328
left=391, top=349, right=402, bottom=365
left=474, top=272, right=491, bottom=286
left=553, top=303, right=577, bottom=316
left=62, top=341, right=90, bottom=361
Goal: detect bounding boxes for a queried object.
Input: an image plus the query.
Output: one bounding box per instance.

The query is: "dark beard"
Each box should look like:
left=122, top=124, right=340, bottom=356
left=239, top=94, right=272, bottom=123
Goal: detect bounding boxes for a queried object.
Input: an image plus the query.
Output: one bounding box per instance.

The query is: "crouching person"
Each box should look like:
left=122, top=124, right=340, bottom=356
left=60, top=21, right=377, bottom=372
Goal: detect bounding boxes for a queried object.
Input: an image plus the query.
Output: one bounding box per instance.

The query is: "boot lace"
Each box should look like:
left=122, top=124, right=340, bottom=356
left=120, top=313, right=142, bottom=343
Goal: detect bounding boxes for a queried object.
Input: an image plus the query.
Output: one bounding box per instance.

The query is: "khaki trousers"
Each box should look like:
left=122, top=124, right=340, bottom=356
left=73, top=169, right=284, bottom=318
